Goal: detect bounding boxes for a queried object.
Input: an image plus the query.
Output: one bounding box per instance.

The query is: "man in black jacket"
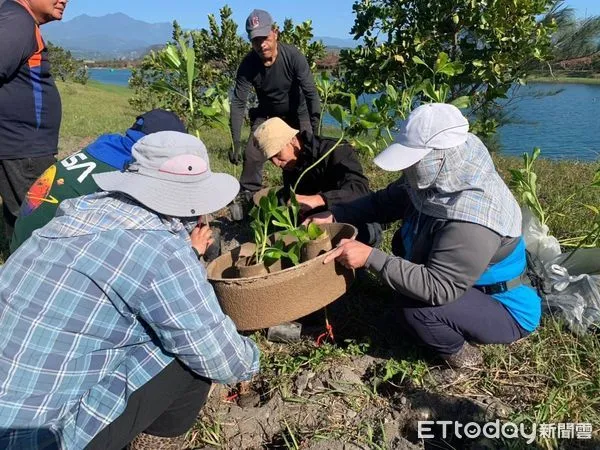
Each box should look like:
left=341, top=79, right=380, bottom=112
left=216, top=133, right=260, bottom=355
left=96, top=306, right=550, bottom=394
left=230, top=9, right=321, bottom=194
left=254, top=117, right=381, bottom=246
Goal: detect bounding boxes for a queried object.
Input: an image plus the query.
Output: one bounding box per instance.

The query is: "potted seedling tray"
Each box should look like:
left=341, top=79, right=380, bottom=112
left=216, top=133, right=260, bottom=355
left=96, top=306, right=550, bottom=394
left=206, top=222, right=357, bottom=331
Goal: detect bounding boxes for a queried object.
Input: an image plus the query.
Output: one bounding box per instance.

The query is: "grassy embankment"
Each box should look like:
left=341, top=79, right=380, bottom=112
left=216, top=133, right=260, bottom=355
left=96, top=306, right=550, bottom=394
left=527, top=76, right=600, bottom=85
left=10, top=81, right=600, bottom=448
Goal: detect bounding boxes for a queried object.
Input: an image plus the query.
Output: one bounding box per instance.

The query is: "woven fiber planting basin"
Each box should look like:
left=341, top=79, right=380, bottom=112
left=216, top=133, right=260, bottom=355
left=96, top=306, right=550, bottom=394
left=207, top=223, right=357, bottom=331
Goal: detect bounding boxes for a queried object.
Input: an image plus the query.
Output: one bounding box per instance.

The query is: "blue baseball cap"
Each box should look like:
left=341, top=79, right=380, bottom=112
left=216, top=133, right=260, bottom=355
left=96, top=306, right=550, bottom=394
left=130, top=109, right=187, bottom=135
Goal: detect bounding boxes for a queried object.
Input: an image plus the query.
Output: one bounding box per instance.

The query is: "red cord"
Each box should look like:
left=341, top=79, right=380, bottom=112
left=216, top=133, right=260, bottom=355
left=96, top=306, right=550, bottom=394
left=315, top=322, right=334, bottom=347
left=225, top=393, right=239, bottom=402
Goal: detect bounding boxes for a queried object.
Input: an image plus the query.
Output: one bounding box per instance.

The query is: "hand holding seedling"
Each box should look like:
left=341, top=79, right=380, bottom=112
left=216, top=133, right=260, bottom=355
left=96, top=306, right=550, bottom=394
left=323, top=239, right=372, bottom=269
left=190, top=221, right=214, bottom=257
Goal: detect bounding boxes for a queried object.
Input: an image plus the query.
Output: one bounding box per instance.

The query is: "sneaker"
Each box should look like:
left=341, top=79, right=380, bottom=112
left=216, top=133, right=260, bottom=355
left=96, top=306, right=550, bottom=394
left=442, top=342, right=483, bottom=369
left=128, top=432, right=185, bottom=450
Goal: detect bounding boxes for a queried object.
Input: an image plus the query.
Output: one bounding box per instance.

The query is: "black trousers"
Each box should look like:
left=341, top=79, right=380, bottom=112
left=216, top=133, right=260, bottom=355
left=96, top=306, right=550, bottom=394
left=397, top=288, right=530, bottom=356
left=85, top=359, right=211, bottom=450
left=239, top=114, right=312, bottom=192
left=0, top=155, right=55, bottom=238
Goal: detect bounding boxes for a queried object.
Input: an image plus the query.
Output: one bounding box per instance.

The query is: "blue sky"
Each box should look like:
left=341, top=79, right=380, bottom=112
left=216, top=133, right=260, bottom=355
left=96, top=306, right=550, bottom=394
left=62, top=0, right=600, bottom=39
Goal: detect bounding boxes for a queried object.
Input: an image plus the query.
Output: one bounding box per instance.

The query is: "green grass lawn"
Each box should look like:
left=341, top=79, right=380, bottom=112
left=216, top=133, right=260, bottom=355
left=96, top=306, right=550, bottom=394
left=56, top=81, right=139, bottom=158
left=6, top=81, right=600, bottom=447
left=527, top=76, right=600, bottom=85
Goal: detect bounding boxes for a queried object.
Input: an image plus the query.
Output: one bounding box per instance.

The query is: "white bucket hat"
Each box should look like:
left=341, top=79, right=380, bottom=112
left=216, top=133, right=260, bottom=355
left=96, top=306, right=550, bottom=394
left=93, top=131, right=239, bottom=217
left=374, top=103, right=469, bottom=172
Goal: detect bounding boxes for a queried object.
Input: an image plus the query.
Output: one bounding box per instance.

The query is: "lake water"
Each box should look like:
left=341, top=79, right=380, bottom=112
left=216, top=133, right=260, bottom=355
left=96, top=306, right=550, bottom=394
left=498, top=83, right=599, bottom=161
left=89, top=69, right=599, bottom=161
left=88, top=68, right=131, bottom=87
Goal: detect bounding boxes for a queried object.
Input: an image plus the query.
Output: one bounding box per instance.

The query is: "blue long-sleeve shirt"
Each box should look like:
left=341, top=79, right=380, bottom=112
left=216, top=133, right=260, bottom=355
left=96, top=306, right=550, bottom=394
left=0, top=0, right=61, bottom=158
left=0, top=192, right=259, bottom=449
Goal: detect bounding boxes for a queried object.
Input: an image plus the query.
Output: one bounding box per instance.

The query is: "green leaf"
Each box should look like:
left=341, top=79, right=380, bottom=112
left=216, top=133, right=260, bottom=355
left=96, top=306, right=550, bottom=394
left=163, top=45, right=181, bottom=69
left=591, top=168, right=600, bottom=188
left=151, top=80, right=180, bottom=96
left=529, top=172, right=537, bottom=189
left=259, top=195, right=271, bottom=212
left=420, top=79, right=437, bottom=101
left=450, top=96, right=471, bottom=109
left=356, top=103, right=370, bottom=117
left=386, top=84, right=398, bottom=102
left=434, top=52, right=449, bottom=72
left=523, top=191, right=537, bottom=207
left=349, top=93, right=357, bottom=114
left=358, top=119, right=378, bottom=129
left=437, top=61, right=465, bottom=77
left=198, top=106, right=217, bottom=117
left=330, top=104, right=347, bottom=126
left=412, top=55, right=427, bottom=66
left=307, top=223, right=324, bottom=240
left=186, top=46, right=196, bottom=89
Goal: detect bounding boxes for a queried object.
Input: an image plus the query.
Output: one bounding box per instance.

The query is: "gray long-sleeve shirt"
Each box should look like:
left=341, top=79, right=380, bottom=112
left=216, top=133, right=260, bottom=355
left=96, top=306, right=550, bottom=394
left=331, top=180, right=519, bottom=306
left=230, top=42, right=321, bottom=147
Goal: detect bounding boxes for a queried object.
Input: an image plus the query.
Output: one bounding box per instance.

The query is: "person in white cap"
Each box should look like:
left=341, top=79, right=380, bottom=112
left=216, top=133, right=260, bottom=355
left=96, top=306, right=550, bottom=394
left=309, top=103, right=541, bottom=368
left=0, top=131, right=260, bottom=449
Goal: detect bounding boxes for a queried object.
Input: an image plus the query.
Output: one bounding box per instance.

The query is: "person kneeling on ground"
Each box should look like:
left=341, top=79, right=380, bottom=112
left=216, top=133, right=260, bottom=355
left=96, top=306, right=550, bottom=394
left=10, top=108, right=187, bottom=252
left=308, top=103, right=540, bottom=368
left=0, top=131, right=260, bottom=450
left=254, top=117, right=382, bottom=246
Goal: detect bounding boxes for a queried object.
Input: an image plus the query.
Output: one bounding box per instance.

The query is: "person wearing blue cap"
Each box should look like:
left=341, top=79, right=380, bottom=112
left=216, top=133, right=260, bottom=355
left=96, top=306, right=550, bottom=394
left=309, top=104, right=541, bottom=368
left=230, top=8, right=321, bottom=197
left=10, top=109, right=187, bottom=252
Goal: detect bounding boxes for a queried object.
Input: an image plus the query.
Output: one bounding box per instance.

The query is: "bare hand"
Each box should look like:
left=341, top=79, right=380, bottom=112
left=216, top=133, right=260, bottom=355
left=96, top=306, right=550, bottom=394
left=302, top=210, right=334, bottom=226
left=190, top=221, right=213, bottom=257
left=295, top=194, right=325, bottom=214
left=323, top=239, right=372, bottom=269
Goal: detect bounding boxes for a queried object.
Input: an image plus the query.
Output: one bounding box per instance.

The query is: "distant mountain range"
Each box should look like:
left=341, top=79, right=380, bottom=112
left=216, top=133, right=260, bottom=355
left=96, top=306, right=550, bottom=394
left=42, top=13, right=359, bottom=60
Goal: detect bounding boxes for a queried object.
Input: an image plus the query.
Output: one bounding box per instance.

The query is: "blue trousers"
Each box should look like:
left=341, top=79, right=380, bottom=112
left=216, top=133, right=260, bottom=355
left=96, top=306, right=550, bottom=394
left=397, top=288, right=530, bottom=356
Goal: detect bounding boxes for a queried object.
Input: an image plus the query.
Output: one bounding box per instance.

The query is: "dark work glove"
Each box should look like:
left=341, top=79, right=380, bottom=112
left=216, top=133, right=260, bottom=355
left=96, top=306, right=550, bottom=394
left=311, top=116, right=321, bottom=136
left=229, top=143, right=242, bottom=165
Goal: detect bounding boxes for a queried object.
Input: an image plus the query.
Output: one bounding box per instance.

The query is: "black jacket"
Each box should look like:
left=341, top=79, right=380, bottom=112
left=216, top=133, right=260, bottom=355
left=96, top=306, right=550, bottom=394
left=281, top=132, right=370, bottom=208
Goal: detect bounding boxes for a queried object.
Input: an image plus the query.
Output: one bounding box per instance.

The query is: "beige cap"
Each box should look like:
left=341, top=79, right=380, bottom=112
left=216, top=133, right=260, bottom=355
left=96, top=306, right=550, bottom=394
left=253, top=117, right=299, bottom=159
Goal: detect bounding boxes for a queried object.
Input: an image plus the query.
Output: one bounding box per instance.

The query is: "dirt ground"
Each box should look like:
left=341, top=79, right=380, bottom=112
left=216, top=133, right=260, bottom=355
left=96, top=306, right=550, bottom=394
left=190, top=205, right=599, bottom=450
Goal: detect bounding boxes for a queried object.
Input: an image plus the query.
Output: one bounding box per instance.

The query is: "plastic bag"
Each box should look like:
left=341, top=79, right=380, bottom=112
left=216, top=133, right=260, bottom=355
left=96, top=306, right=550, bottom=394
left=542, top=249, right=600, bottom=335
left=521, top=206, right=600, bottom=334
left=521, top=206, right=561, bottom=265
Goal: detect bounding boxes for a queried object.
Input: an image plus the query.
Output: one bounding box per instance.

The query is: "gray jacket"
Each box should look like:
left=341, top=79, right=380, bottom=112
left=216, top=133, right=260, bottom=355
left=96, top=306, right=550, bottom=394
left=332, top=180, right=519, bottom=305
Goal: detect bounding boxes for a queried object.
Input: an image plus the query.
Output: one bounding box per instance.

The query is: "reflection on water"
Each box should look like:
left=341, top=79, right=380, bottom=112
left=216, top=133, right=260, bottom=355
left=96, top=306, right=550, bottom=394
left=497, top=83, right=599, bottom=161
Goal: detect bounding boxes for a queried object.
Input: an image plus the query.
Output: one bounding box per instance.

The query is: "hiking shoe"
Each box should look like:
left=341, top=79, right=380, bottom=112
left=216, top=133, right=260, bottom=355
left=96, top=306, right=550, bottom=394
left=128, top=432, right=186, bottom=450
left=442, top=342, right=483, bottom=369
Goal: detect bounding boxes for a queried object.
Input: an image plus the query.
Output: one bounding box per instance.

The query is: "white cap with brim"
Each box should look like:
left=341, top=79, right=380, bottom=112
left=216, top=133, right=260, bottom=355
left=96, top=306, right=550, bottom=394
left=374, top=103, right=469, bottom=172
left=93, top=131, right=239, bottom=218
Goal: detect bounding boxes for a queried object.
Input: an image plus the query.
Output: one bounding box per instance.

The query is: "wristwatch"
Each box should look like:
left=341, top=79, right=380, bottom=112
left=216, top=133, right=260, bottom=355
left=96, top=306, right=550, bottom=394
left=192, top=247, right=203, bottom=261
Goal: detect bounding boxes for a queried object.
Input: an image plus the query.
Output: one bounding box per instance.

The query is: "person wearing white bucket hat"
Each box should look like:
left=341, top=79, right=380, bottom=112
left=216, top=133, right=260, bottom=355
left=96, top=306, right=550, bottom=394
left=309, top=103, right=541, bottom=368
left=0, top=131, right=260, bottom=450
